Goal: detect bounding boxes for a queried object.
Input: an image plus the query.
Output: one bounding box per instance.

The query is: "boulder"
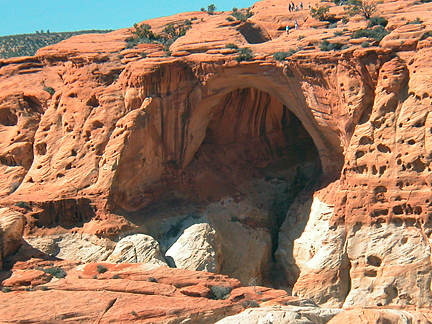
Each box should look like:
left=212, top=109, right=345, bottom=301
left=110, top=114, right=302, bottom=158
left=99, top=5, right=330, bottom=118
left=0, top=208, right=26, bottom=268
left=165, top=222, right=219, bottom=272
left=107, top=234, right=167, bottom=267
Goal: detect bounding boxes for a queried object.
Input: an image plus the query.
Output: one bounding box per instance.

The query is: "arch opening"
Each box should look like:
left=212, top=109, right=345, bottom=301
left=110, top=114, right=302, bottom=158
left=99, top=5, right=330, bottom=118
left=180, top=87, right=322, bottom=286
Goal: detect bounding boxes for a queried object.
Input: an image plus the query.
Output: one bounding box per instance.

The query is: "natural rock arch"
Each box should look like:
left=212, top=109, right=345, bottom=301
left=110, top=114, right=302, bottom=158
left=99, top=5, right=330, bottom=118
left=103, top=61, right=346, bottom=214
left=182, top=63, right=344, bottom=183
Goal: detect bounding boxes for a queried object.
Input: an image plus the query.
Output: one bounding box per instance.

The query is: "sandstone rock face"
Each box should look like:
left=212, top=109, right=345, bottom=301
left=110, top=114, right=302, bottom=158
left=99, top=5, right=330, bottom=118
left=165, top=222, right=219, bottom=272
left=204, top=199, right=274, bottom=285
left=276, top=196, right=350, bottom=307
left=215, top=305, right=344, bottom=324
left=0, top=208, right=25, bottom=268
left=0, top=259, right=292, bottom=324
left=25, top=233, right=115, bottom=262
left=344, top=223, right=432, bottom=307
left=107, top=234, right=167, bottom=266
left=2, top=0, right=432, bottom=312
left=327, top=308, right=432, bottom=324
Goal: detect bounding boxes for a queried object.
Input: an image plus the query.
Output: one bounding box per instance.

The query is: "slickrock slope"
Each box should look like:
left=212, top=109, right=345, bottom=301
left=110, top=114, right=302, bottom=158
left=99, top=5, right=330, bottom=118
left=2, top=0, right=432, bottom=322
left=0, top=260, right=286, bottom=323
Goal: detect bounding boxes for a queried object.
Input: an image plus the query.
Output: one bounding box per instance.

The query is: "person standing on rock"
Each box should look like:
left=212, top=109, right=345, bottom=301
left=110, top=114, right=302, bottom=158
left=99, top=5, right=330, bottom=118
left=295, top=20, right=299, bottom=29
left=286, top=25, right=290, bottom=34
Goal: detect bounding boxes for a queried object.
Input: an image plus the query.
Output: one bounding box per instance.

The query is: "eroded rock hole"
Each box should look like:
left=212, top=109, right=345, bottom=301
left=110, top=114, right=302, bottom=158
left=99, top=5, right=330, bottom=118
left=0, top=107, right=18, bottom=126
left=377, top=144, right=391, bottom=153
left=236, top=22, right=271, bottom=44
left=367, top=255, right=382, bottom=267
left=186, top=87, right=321, bottom=286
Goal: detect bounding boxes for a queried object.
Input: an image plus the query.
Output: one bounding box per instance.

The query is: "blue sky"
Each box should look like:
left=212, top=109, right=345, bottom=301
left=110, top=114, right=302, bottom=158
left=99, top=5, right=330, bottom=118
left=0, top=0, right=257, bottom=36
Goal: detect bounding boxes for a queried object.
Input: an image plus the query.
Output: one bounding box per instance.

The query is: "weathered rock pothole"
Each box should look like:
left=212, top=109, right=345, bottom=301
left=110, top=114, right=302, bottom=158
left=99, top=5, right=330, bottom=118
left=236, top=22, right=271, bottom=44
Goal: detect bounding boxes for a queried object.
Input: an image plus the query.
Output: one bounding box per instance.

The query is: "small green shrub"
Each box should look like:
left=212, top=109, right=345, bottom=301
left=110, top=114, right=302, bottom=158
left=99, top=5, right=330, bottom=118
left=367, top=16, right=388, bottom=28
left=131, top=310, right=138, bottom=316
left=361, top=41, right=371, bottom=47
left=93, top=274, right=98, bottom=279
left=320, top=40, right=344, bottom=51
left=113, top=274, right=120, bottom=279
left=211, top=285, right=232, bottom=300
left=231, top=7, right=253, bottom=22
left=207, top=4, right=217, bottom=14
left=14, top=201, right=31, bottom=210
left=407, top=17, right=423, bottom=24
left=241, top=300, right=260, bottom=308
left=310, top=4, right=332, bottom=21
left=225, top=43, right=238, bottom=49
left=351, top=25, right=389, bottom=42
left=344, top=0, right=377, bottom=19
left=43, top=86, right=55, bottom=96
left=235, top=47, right=253, bottom=62
left=334, top=30, right=344, bottom=36
left=40, top=286, right=48, bottom=291
left=38, top=266, right=67, bottom=278
left=420, top=31, right=432, bottom=40
left=129, top=21, right=191, bottom=52
left=273, top=49, right=297, bottom=61
left=148, top=277, right=158, bottom=283
left=231, top=216, right=241, bottom=222
left=200, top=7, right=206, bottom=11
left=328, top=22, right=338, bottom=29
left=97, top=265, right=108, bottom=274
left=1, top=287, right=11, bottom=293
left=226, top=16, right=235, bottom=21
left=298, top=35, right=305, bottom=40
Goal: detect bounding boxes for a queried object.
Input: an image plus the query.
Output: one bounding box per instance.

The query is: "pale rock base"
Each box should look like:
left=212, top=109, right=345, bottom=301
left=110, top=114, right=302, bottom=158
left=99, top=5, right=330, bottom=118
left=165, top=222, right=219, bottom=272
left=344, top=223, right=432, bottom=307
left=107, top=233, right=167, bottom=266
left=214, top=305, right=344, bottom=324
left=25, top=233, right=115, bottom=262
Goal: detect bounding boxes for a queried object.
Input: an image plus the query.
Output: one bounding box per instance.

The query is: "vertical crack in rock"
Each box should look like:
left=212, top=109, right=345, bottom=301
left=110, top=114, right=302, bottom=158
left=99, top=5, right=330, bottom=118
left=95, top=297, right=117, bottom=324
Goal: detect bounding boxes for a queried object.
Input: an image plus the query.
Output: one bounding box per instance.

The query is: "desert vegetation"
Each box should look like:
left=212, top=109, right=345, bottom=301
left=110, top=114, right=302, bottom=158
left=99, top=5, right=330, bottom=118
left=128, top=21, right=192, bottom=52
left=235, top=47, right=253, bottom=62
left=273, top=49, right=298, bottom=61
left=0, top=30, right=112, bottom=59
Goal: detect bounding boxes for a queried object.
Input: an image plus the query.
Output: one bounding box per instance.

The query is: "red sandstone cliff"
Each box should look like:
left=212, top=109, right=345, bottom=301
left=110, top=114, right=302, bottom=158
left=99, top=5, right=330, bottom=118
left=2, top=0, right=432, bottom=322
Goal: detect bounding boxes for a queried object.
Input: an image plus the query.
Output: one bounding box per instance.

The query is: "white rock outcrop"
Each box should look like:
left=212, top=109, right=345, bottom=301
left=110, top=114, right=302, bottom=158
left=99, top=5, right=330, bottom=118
left=276, top=196, right=350, bottom=307
left=205, top=198, right=273, bottom=285
left=107, top=233, right=167, bottom=266
left=344, top=223, right=432, bottom=307
left=214, top=305, right=344, bottom=324
left=165, top=222, right=219, bottom=272
left=25, top=233, right=115, bottom=262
